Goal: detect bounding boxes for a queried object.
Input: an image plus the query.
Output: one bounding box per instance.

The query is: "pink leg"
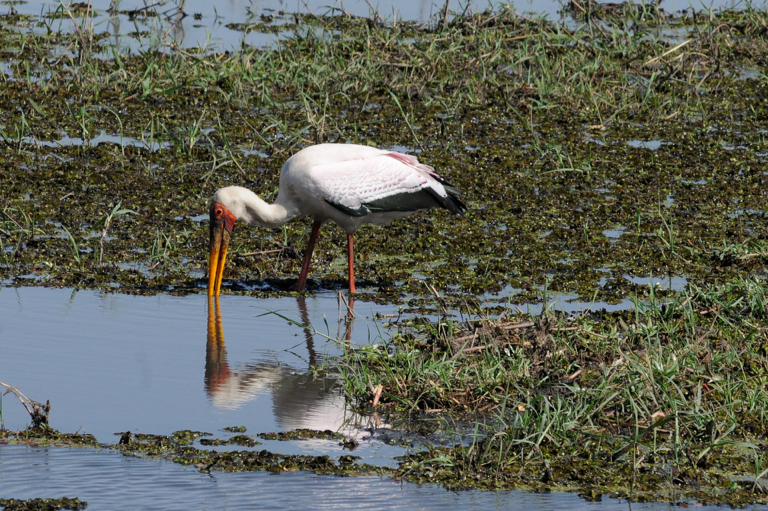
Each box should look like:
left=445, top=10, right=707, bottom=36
left=347, top=233, right=356, bottom=294
left=343, top=296, right=355, bottom=342
left=297, top=220, right=322, bottom=291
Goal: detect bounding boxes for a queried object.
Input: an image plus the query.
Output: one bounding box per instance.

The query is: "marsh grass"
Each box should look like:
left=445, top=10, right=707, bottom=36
left=9, top=4, right=768, bottom=127
left=94, top=202, right=136, bottom=264
left=1, top=5, right=767, bottom=299
left=61, top=225, right=82, bottom=266
left=335, top=277, right=768, bottom=503
left=0, top=6, right=767, bottom=502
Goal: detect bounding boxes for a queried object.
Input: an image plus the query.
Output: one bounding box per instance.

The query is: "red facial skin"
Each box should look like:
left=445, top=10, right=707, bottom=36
left=208, top=202, right=236, bottom=296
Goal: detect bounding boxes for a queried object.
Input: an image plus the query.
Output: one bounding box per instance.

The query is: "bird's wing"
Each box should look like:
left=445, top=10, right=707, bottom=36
left=309, top=152, right=455, bottom=216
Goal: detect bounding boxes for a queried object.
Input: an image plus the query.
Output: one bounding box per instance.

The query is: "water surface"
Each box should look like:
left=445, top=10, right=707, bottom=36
left=12, top=0, right=766, bottom=50
left=0, top=287, right=391, bottom=446
left=0, top=287, right=765, bottom=510
left=8, top=444, right=766, bottom=511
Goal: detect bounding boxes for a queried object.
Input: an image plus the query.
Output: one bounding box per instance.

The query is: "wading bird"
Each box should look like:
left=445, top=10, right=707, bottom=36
left=208, top=143, right=466, bottom=295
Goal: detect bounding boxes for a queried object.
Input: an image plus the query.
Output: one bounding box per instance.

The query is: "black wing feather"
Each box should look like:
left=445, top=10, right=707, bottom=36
left=324, top=174, right=466, bottom=216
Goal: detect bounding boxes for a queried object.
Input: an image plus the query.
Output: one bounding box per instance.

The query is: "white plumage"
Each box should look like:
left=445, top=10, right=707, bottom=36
left=208, top=143, right=465, bottom=295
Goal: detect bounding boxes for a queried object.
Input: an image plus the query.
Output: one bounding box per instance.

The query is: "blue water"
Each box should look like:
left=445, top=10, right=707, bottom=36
left=1, top=288, right=767, bottom=510
left=6, top=443, right=756, bottom=511
left=0, top=288, right=391, bottom=448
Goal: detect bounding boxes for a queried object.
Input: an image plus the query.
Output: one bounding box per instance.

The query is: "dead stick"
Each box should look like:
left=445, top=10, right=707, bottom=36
left=0, top=380, right=51, bottom=427
left=451, top=332, right=478, bottom=344
left=501, top=321, right=535, bottom=330
left=371, top=384, right=384, bottom=407
left=239, top=249, right=284, bottom=257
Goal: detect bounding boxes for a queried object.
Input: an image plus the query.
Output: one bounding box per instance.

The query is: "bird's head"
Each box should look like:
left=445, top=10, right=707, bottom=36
left=208, top=199, right=237, bottom=296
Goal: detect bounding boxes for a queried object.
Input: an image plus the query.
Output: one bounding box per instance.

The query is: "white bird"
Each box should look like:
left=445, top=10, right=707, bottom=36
left=208, top=143, right=466, bottom=295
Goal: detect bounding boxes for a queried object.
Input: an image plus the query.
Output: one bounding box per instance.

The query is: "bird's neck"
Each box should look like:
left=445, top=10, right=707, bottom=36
left=236, top=190, right=300, bottom=229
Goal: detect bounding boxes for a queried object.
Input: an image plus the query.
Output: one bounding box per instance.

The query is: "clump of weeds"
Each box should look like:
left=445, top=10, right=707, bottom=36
left=337, top=277, right=768, bottom=505
left=1, top=7, right=768, bottom=301
left=0, top=497, right=88, bottom=510
left=112, top=429, right=388, bottom=477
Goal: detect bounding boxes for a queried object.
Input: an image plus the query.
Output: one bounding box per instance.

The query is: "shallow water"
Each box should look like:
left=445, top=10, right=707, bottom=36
left=0, top=444, right=727, bottom=511
left=12, top=0, right=767, bottom=51
left=0, top=284, right=669, bottom=443
left=0, top=288, right=392, bottom=444
left=3, top=446, right=767, bottom=511
left=0, top=287, right=765, bottom=510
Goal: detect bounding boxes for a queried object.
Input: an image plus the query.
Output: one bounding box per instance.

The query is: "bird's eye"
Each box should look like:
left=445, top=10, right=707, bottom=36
left=215, top=208, right=223, bottom=217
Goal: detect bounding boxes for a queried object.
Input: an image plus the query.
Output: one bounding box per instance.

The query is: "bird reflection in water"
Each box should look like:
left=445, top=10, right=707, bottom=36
left=204, top=295, right=359, bottom=432
left=205, top=295, right=231, bottom=395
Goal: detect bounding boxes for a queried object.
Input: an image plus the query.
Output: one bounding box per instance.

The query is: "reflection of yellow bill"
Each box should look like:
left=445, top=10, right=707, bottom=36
left=205, top=294, right=230, bottom=397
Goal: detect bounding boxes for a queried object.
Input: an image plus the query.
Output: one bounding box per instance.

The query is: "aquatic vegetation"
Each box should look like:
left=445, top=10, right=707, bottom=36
left=0, top=6, right=768, bottom=303
left=1, top=2, right=768, bottom=506
left=110, top=429, right=387, bottom=476
left=0, top=497, right=87, bottom=511
left=199, top=435, right=262, bottom=447
left=0, top=426, right=97, bottom=447
left=94, top=202, right=136, bottom=265
left=336, top=277, right=768, bottom=505
left=257, top=429, right=345, bottom=441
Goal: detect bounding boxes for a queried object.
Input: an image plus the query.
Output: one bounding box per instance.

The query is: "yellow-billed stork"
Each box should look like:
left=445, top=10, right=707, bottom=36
left=208, top=143, right=465, bottom=295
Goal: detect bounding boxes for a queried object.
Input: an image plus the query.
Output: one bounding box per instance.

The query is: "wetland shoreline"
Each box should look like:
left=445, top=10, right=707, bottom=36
left=1, top=1, right=768, bottom=507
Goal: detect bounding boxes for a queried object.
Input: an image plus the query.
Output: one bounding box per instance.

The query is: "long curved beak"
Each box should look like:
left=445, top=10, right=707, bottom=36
left=208, top=202, right=235, bottom=296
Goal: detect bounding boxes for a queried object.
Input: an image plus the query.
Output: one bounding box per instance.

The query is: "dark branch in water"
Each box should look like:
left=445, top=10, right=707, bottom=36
left=0, top=380, right=51, bottom=428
